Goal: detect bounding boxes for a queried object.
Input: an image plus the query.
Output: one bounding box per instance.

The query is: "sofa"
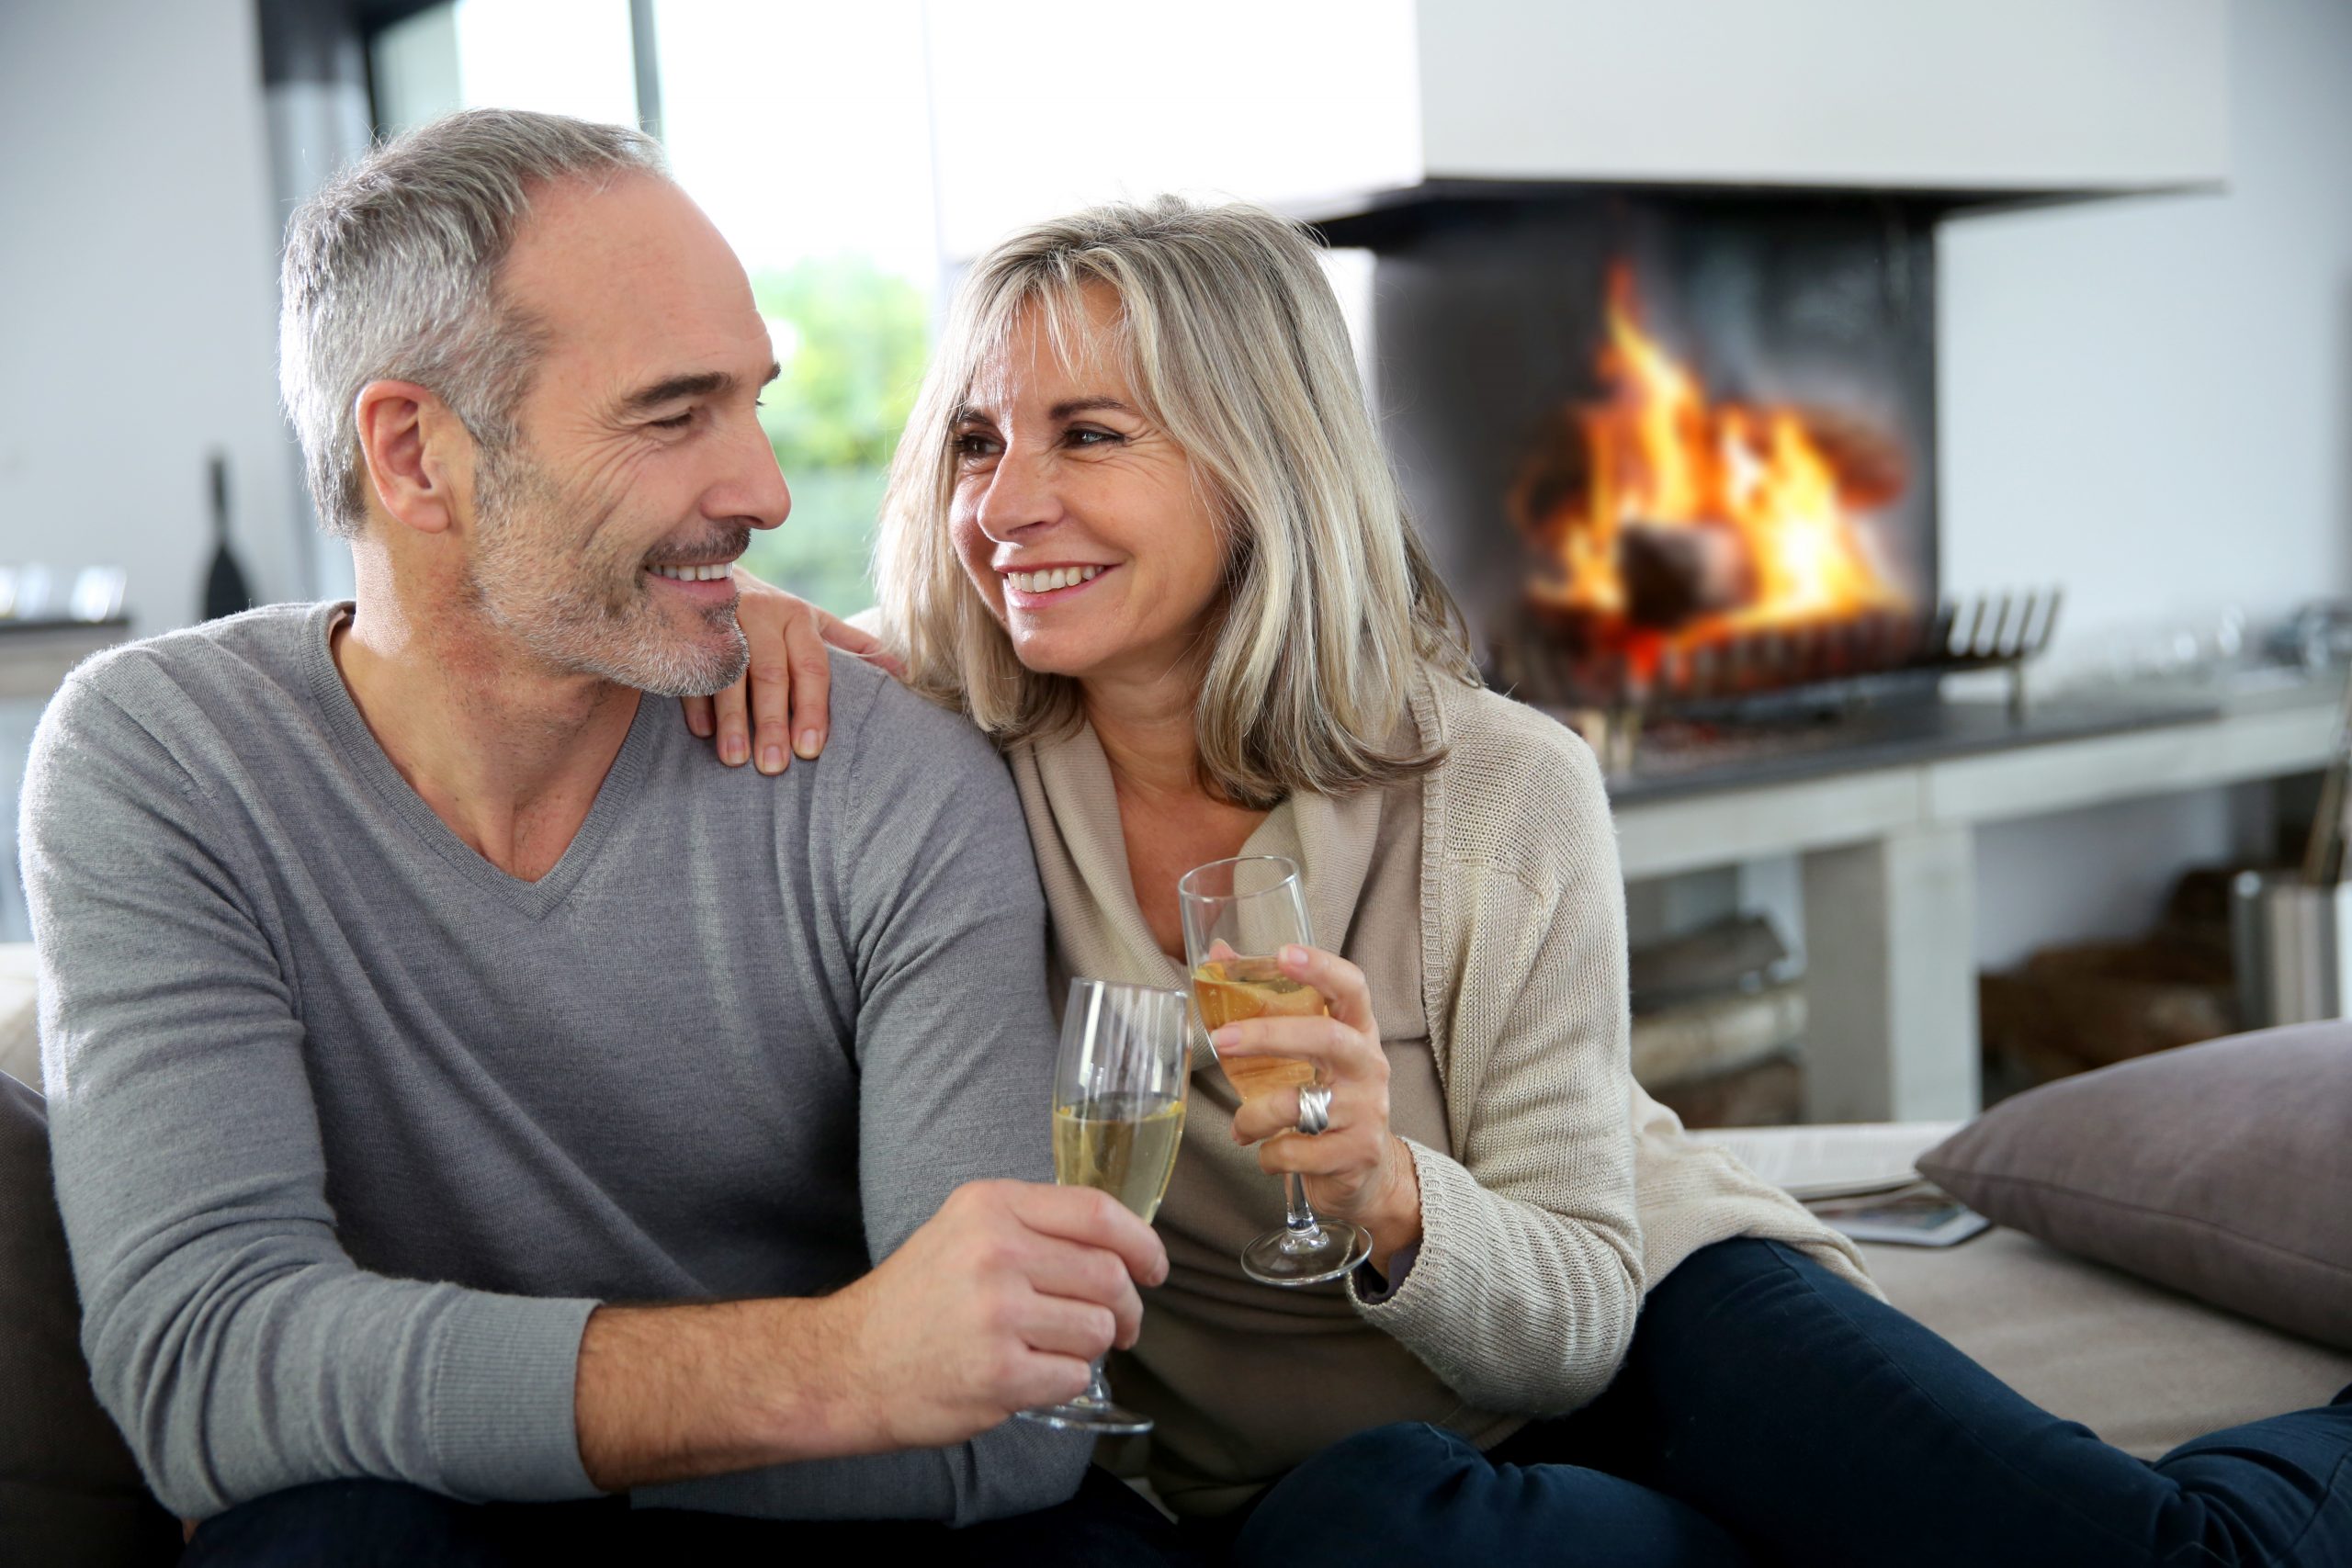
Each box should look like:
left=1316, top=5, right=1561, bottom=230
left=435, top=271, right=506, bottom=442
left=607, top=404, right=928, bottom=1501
left=6, top=976, right=2349, bottom=1562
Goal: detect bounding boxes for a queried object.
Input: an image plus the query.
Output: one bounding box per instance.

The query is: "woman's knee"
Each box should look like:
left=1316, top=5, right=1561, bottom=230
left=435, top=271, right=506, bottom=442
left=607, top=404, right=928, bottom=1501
left=1236, top=1424, right=1486, bottom=1563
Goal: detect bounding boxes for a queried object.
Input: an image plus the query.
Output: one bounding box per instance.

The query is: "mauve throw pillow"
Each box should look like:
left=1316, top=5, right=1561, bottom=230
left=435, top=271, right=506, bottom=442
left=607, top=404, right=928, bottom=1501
left=1919, top=1021, right=2352, bottom=1351
left=0, top=1072, right=180, bottom=1565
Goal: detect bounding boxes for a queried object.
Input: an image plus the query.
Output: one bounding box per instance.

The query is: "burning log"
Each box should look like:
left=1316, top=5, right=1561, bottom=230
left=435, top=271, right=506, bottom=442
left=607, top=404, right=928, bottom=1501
left=1618, top=521, right=1747, bottom=629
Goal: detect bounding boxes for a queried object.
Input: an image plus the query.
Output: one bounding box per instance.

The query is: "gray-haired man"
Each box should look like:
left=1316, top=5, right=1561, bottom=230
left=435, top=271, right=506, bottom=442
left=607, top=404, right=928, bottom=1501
left=24, top=109, right=1178, bottom=1562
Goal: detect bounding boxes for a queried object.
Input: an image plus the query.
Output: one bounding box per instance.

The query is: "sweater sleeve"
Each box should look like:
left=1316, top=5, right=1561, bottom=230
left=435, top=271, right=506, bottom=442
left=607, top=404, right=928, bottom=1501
left=1348, top=727, right=1645, bottom=1416
left=635, top=667, right=1090, bottom=1525
left=24, top=679, right=600, bottom=1519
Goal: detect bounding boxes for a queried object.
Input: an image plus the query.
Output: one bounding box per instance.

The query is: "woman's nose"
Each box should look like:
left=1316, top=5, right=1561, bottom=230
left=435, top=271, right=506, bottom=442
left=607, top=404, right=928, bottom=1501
left=973, top=446, right=1061, bottom=542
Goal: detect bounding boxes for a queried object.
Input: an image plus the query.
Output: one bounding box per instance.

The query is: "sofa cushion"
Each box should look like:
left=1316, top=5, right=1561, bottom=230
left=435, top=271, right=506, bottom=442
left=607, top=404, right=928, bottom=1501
left=1919, top=1021, right=2352, bottom=1351
left=0, top=1072, right=180, bottom=1564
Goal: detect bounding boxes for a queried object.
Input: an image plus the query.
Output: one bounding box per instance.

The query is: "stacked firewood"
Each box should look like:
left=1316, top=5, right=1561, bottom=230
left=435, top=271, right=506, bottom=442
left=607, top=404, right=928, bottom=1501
left=1628, top=915, right=1807, bottom=1126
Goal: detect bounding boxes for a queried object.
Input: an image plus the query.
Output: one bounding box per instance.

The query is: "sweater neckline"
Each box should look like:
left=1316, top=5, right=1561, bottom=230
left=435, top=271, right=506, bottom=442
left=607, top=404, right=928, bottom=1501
left=300, top=601, right=657, bottom=919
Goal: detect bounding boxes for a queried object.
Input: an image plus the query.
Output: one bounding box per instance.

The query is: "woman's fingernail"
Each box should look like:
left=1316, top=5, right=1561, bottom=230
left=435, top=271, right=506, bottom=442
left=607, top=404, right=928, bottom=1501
left=1283, top=945, right=1307, bottom=966
left=759, top=745, right=784, bottom=774
left=795, top=728, right=820, bottom=759
left=723, top=736, right=748, bottom=766
left=1212, top=1026, right=1236, bottom=1050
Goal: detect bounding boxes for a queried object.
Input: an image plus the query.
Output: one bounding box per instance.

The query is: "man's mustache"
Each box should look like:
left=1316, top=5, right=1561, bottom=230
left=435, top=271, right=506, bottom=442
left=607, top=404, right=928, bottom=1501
left=641, top=528, right=752, bottom=569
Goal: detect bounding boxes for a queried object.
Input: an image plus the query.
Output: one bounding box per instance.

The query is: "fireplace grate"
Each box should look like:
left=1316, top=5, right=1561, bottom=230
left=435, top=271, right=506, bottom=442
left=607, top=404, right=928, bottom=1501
left=1495, top=588, right=2063, bottom=770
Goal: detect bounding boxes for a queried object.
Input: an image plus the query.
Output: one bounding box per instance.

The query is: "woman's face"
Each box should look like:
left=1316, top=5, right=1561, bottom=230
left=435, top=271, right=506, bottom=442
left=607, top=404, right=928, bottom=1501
left=948, top=284, right=1228, bottom=688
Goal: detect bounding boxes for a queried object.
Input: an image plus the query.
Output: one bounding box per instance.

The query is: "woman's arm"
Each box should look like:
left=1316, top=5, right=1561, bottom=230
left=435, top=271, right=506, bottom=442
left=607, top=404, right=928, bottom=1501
left=1365, top=732, right=1645, bottom=1416
left=1214, top=739, right=1645, bottom=1416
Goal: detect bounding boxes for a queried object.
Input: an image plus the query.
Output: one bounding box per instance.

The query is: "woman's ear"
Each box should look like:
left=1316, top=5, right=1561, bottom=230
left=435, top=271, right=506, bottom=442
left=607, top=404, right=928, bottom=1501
left=352, top=379, right=473, bottom=536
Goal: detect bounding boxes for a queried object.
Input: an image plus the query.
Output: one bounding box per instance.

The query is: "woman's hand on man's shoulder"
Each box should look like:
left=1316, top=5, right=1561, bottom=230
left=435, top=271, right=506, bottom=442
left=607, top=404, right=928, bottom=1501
left=679, top=570, right=907, bottom=773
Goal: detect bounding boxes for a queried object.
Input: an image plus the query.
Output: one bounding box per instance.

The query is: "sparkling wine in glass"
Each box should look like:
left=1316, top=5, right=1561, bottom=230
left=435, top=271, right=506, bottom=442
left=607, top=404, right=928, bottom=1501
left=1177, top=854, right=1373, bottom=1287
left=1015, top=977, right=1190, bottom=1434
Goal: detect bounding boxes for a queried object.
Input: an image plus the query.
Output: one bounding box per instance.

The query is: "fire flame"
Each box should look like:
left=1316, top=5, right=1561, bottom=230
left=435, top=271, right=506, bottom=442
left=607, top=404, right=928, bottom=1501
left=1535, top=265, right=1908, bottom=647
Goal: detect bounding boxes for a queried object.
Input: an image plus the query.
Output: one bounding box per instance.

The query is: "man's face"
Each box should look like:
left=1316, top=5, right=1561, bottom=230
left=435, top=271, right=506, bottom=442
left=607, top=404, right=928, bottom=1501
left=458, top=175, right=788, bottom=697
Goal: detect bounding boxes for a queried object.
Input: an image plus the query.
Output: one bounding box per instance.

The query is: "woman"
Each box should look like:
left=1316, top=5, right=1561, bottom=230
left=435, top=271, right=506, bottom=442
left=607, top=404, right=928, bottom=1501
left=697, top=198, right=2352, bottom=1565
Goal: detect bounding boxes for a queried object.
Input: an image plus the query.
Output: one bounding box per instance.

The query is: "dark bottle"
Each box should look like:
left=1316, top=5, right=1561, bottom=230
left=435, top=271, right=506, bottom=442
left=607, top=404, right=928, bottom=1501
left=203, top=451, right=254, bottom=623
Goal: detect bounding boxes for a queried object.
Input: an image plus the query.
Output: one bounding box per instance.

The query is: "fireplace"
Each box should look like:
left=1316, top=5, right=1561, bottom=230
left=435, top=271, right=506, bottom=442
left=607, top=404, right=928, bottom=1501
left=1326, top=191, right=2053, bottom=752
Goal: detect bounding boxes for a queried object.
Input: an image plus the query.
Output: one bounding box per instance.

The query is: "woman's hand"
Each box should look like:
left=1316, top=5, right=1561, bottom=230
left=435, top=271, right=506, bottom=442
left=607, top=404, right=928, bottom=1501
left=683, top=570, right=905, bottom=772
left=1216, top=944, right=1423, bottom=1277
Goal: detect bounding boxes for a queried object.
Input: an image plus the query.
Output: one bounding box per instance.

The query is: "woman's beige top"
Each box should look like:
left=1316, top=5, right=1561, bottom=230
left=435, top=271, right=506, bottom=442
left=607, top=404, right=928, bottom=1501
left=1008, top=668, right=1872, bottom=1516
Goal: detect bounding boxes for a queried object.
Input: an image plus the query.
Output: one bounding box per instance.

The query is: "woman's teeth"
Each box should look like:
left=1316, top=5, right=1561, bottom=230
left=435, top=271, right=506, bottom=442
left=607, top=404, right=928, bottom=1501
left=650, top=563, right=731, bottom=582
left=1008, top=566, right=1103, bottom=594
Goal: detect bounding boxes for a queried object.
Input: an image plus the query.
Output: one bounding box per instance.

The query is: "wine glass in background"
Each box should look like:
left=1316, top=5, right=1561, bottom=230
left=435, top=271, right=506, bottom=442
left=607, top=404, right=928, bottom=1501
left=1177, top=854, right=1373, bottom=1287
left=1015, top=977, right=1191, bottom=1435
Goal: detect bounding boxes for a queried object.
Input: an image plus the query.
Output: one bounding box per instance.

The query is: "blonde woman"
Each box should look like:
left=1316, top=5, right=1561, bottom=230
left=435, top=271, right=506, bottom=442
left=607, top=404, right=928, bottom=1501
left=695, top=198, right=2352, bottom=1565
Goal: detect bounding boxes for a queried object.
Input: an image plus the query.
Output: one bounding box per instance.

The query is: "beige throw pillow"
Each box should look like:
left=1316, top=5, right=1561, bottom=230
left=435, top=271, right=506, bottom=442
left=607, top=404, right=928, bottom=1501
left=1918, top=1021, right=2352, bottom=1351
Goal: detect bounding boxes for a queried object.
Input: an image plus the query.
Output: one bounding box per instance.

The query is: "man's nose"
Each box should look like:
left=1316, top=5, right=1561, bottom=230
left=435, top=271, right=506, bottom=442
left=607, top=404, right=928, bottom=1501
left=711, top=410, right=791, bottom=532
left=974, top=446, right=1061, bottom=542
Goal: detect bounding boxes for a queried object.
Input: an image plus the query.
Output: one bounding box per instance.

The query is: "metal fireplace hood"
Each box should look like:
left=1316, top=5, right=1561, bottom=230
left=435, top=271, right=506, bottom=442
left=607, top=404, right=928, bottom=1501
left=1293, top=0, right=2229, bottom=246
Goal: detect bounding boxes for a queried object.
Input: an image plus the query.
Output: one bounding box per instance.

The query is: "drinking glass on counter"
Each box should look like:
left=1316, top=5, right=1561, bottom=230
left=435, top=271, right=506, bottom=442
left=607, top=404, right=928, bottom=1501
left=1177, top=854, right=1372, bottom=1287
left=1014, top=977, right=1191, bottom=1435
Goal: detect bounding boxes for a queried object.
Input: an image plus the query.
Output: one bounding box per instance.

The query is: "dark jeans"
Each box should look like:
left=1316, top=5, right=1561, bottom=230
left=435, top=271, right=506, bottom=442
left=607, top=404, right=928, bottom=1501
left=1238, top=1238, right=2352, bottom=1568
left=181, top=1464, right=1197, bottom=1566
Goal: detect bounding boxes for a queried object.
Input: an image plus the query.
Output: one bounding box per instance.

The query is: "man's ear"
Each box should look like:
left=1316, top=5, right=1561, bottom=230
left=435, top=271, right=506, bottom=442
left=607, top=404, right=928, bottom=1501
left=353, top=380, right=475, bottom=536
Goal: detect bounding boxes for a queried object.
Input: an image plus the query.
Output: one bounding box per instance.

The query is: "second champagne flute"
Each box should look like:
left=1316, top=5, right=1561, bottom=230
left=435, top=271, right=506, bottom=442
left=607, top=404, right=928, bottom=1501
left=1013, top=977, right=1191, bottom=1434
left=1177, top=854, right=1373, bottom=1287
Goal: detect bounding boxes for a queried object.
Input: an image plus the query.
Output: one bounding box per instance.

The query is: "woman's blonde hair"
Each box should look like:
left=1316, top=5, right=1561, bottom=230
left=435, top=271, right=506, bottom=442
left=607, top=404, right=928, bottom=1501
left=875, top=195, right=1477, bottom=807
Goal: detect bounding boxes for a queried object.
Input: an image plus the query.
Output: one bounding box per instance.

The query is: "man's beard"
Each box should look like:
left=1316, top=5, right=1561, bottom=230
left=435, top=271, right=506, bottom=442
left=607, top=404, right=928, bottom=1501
left=464, top=444, right=752, bottom=698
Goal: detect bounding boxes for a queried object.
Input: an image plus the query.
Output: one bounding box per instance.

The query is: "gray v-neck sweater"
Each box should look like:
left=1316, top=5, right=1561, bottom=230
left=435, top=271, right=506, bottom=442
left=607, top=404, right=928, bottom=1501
left=22, top=603, right=1080, bottom=1522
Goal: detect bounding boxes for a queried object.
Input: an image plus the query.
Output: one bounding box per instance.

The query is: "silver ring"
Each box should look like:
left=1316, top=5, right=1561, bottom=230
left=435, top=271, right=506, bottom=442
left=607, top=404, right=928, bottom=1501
left=1295, top=1085, right=1333, bottom=1136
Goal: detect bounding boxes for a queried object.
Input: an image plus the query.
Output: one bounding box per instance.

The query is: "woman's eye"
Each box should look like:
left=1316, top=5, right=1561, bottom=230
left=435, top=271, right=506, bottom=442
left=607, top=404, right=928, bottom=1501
left=953, top=432, right=1000, bottom=459
left=1068, top=426, right=1121, bottom=447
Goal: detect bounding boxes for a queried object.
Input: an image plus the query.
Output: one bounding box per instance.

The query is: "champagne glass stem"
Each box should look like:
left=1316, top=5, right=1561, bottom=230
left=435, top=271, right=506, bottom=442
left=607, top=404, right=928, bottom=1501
left=1283, top=1172, right=1327, bottom=1239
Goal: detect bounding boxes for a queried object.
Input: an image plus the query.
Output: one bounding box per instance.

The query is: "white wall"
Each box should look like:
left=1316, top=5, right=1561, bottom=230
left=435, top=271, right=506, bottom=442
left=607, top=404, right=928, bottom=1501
left=0, top=0, right=305, bottom=640
left=1943, top=0, right=2352, bottom=966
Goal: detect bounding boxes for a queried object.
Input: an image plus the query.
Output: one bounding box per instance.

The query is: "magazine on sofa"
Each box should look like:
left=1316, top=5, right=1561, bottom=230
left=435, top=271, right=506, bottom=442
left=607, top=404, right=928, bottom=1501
left=1802, top=1181, right=1992, bottom=1247
left=1685, top=1120, right=1964, bottom=1201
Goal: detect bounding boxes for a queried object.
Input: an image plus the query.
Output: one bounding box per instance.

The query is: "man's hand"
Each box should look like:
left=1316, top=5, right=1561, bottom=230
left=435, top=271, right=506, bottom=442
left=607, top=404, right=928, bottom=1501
left=682, top=570, right=903, bottom=773
left=830, top=1180, right=1165, bottom=1450
left=574, top=1179, right=1164, bottom=1491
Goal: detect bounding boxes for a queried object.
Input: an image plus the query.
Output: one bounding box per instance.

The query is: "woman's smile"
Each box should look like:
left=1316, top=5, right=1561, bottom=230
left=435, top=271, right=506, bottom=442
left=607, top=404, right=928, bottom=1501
left=1001, top=561, right=1116, bottom=606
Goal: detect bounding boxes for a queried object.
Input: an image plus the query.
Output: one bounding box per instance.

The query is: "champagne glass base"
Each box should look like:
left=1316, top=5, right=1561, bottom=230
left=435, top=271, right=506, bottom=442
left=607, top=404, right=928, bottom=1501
left=1016, top=1398, right=1153, bottom=1436
left=1239, top=1220, right=1373, bottom=1287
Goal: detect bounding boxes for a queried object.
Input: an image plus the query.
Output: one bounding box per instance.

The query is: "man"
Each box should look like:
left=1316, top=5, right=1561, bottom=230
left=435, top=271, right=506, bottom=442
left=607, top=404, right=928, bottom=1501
left=23, top=109, right=1172, bottom=1562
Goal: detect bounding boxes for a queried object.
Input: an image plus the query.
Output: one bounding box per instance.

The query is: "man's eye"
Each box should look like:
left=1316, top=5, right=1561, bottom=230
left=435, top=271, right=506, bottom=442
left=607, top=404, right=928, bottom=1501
left=649, top=410, right=694, bottom=431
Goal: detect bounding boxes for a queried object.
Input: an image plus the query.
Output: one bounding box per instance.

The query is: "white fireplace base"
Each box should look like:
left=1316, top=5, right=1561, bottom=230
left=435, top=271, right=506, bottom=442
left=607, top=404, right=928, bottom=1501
left=1612, top=682, right=2343, bottom=1121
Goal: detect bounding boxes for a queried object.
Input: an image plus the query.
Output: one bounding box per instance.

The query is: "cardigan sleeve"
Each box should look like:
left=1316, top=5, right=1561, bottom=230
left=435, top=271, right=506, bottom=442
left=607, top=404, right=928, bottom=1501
left=1347, top=724, right=1645, bottom=1416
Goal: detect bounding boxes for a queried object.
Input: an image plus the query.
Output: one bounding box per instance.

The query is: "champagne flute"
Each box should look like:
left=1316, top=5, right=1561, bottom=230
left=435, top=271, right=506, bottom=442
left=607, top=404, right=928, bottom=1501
left=1015, top=977, right=1191, bottom=1434
left=1177, top=854, right=1373, bottom=1287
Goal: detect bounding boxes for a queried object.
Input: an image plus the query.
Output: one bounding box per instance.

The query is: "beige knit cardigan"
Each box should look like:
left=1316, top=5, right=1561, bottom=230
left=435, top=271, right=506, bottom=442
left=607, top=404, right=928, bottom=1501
left=1009, top=667, right=1874, bottom=1506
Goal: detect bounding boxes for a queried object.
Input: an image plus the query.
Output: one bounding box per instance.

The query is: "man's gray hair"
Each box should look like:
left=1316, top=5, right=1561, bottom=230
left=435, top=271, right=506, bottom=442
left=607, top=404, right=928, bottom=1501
left=278, top=108, right=667, bottom=538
